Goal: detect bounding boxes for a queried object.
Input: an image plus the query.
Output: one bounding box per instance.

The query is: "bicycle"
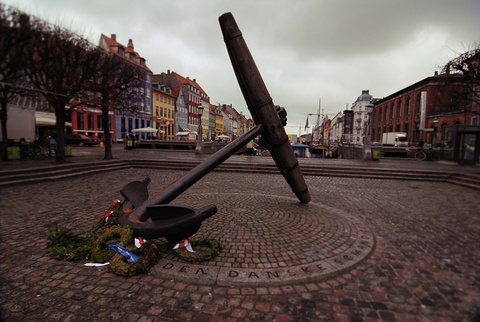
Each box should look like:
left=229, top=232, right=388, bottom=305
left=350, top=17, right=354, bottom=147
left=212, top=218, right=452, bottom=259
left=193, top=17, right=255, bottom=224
left=414, top=147, right=440, bottom=161
left=19, top=140, right=51, bottom=159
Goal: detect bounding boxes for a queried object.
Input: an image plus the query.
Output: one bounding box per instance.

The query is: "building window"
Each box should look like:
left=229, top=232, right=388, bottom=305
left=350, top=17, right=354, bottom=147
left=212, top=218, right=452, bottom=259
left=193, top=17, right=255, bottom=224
left=77, top=113, right=84, bottom=130
left=88, top=114, right=94, bottom=131
left=406, top=97, right=411, bottom=115
left=97, top=115, right=102, bottom=130
left=416, top=94, right=421, bottom=114
left=397, top=101, right=402, bottom=118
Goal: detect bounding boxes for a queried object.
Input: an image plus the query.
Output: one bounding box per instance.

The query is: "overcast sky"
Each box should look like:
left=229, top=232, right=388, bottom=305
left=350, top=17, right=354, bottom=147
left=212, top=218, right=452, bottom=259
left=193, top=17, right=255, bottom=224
left=4, top=0, right=480, bottom=135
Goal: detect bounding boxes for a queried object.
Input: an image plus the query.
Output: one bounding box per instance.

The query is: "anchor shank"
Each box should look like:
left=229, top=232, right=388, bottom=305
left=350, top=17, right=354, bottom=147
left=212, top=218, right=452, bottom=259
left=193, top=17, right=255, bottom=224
left=219, top=12, right=311, bottom=204
left=130, top=124, right=264, bottom=220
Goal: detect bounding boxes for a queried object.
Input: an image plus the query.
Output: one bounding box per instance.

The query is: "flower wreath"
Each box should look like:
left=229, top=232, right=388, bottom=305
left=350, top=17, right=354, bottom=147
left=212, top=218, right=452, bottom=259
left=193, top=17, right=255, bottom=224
left=47, top=200, right=122, bottom=261
left=90, top=226, right=133, bottom=263
left=175, top=237, right=222, bottom=262
left=108, top=242, right=160, bottom=277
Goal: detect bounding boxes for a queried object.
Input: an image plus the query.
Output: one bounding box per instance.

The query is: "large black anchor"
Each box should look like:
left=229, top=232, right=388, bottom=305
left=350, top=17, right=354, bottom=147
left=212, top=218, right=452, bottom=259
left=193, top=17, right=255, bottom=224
left=118, top=12, right=310, bottom=243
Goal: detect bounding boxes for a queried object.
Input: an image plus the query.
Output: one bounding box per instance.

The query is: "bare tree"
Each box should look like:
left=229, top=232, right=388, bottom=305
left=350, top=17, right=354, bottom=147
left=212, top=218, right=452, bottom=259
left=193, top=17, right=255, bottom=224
left=442, top=44, right=480, bottom=115
left=0, top=5, right=37, bottom=161
left=83, top=49, right=147, bottom=160
left=24, top=21, right=101, bottom=164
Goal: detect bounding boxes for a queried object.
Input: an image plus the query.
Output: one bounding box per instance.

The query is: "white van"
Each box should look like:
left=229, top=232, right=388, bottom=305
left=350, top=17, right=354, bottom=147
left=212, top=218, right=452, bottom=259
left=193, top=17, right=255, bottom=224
left=394, top=136, right=409, bottom=147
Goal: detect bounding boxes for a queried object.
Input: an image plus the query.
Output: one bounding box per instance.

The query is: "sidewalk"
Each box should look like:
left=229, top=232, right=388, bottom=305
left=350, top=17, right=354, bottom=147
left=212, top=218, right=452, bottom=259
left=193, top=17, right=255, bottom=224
left=2, top=143, right=479, bottom=175
left=1, top=144, right=479, bottom=321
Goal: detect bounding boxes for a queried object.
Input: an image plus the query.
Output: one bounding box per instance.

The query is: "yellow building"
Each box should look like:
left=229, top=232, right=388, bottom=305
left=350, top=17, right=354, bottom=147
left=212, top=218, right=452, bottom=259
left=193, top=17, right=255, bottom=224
left=152, top=83, right=176, bottom=140
left=215, top=108, right=223, bottom=140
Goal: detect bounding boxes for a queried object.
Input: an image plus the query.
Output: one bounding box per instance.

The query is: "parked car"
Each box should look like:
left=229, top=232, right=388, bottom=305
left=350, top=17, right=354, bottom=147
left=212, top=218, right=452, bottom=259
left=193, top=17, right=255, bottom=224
left=372, top=142, right=383, bottom=146
left=65, top=134, right=100, bottom=146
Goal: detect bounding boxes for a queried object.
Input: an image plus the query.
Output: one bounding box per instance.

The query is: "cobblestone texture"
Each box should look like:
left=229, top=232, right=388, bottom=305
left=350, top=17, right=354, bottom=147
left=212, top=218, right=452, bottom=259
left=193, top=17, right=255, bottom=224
left=1, top=148, right=479, bottom=321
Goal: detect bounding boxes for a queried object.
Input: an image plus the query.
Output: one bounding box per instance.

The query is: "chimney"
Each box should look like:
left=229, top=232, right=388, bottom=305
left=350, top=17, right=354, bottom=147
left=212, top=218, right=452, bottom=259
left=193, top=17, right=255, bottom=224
left=167, top=69, right=170, bottom=74
left=127, top=39, right=134, bottom=50
left=193, top=78, right=196, bottom=82
left=434, top=71, right=438, bottom=76
left=111, top=34, right=116, bottom=41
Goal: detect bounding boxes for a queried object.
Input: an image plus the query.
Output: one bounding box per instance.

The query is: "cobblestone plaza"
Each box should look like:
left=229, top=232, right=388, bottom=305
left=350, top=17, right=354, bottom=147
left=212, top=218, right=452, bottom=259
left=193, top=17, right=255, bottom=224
left=1, top=148, right=479, bottom=321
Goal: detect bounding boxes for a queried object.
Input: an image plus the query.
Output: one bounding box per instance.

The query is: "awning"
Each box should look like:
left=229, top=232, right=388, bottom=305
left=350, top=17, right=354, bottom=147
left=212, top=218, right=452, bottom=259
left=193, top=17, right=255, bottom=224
left=35, top=111, right=72, bottom=127
left=291, top=143, right=310, bottom=148
left=217, top=135, right=229, bottom=139
left=74, top=130, right=114, bottom=134
left=132, top=127, right=158, bottom=133
left=313, top=145, right=328, bottom=150
left=176, top=131, right=190, bottom=136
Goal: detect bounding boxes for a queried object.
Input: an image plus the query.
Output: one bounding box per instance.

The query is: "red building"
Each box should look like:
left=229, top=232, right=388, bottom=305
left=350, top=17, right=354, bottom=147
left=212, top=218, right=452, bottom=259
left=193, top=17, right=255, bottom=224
left=372, top=72, right=471, bottom=146
left=68, top=106, right=114, bottom=142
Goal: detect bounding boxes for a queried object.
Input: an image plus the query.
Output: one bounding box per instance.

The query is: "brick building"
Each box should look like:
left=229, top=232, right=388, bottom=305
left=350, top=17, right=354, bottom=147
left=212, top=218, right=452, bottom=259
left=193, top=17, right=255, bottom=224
left=372, top=72, right=471, bottom=145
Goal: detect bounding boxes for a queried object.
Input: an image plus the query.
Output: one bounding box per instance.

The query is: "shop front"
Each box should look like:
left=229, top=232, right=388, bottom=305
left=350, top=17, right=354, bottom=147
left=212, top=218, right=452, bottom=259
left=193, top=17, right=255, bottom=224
left=441, top=125, right=480, bottom=165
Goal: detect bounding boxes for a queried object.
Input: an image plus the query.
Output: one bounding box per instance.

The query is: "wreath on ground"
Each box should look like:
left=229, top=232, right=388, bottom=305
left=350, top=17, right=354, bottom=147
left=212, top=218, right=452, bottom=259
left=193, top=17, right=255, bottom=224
left=47, top=200, right=122, bottom=262
left=47, top=200, right=222, bottom=275
left=108, top=242, right=160, bottom=277
left=90, top=226, right=133, bottom=263
left=174, top=237, right=222, bottom=262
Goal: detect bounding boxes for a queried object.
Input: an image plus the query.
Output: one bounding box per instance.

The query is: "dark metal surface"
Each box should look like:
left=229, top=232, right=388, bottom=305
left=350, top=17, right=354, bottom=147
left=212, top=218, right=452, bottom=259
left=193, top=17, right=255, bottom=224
left=219, top=12, right=311, bottom=204
left=117, top=13, right=311, bottom=240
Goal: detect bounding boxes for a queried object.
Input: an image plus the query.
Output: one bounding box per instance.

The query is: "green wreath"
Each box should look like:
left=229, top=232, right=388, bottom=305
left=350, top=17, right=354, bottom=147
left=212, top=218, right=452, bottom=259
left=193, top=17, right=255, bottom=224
left=47, top=226, right=92, bottom=261
left=47, top=201, right=122, bottom=261
left=174, top=237, right=222, bottom=262
left=108, top=242, right=160, bottom=277
left=90, top=226, right=133, bottom=263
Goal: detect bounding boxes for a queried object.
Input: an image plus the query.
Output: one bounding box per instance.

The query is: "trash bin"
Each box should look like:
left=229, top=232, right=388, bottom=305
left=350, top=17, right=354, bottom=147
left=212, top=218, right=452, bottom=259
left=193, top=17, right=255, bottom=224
left=126, top=139, right=134, bottom=150
left=372, top=149, right=380, bottom=160
left=7, top=146, right=20, bottom=160
left=65, top=146, right=72, bottom=157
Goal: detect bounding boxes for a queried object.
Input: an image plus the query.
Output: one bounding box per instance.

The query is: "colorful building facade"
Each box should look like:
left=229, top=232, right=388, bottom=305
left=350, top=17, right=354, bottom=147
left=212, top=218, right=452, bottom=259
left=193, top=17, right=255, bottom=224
left=99, top=34, right=153, bottom=141
left=152, top=83, right=176, bottom=140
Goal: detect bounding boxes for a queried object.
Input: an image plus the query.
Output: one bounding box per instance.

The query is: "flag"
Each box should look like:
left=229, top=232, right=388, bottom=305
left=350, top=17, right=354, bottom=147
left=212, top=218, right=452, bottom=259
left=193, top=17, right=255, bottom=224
left=304, top=117, right=309, bottom=131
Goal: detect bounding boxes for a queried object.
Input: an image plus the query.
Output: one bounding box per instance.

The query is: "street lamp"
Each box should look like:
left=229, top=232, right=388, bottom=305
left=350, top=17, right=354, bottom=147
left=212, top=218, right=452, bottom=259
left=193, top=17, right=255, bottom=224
left=195, top=103, right=204, bottom=154
left=364, top=103, right=374, bottom=160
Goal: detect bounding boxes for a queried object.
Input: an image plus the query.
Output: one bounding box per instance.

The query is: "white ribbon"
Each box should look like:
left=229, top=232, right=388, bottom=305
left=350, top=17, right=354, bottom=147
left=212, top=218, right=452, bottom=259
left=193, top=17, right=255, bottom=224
left=84, top=262, right=109, bottom=267
left=173, top=238, right=195, bottom=253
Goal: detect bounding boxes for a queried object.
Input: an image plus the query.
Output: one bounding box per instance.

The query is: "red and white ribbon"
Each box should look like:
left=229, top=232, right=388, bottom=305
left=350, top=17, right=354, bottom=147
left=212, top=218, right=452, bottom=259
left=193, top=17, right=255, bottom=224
left=99, top=210, right=113, bottom=222
left=134, top=237, right=146, bottom=248
left=173, top=237, right=195, bottom=253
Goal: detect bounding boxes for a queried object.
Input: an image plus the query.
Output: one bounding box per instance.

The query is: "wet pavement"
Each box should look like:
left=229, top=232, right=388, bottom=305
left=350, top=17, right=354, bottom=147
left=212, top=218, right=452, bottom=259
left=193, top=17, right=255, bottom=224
left=1, top=145, right=479, bottom=321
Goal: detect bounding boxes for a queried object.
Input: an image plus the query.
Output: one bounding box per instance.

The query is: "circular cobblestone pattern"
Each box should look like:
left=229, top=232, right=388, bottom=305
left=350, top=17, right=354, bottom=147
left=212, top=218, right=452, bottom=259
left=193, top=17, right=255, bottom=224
left=151, top=193, right=375, bottom=286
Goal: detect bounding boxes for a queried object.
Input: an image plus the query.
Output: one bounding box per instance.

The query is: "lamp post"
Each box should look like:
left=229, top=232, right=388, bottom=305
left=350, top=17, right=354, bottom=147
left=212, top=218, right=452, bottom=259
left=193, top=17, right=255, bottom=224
left=364, top=103, right=374, bottom=160
left=195, top=103, right=204, bottom=154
